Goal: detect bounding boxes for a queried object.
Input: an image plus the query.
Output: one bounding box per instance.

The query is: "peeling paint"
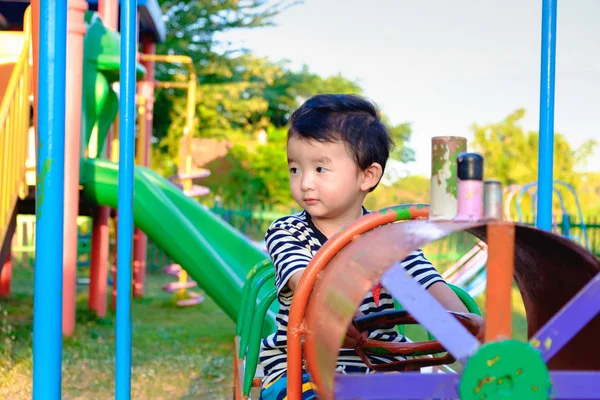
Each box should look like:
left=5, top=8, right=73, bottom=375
left=36, top=158, right=53, bottom=220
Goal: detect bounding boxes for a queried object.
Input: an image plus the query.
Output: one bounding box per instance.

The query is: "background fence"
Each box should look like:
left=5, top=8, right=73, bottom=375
left=10, top=210, right=600, bottom=277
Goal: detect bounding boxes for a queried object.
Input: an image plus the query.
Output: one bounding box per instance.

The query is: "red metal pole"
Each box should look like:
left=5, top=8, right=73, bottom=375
left=88, top=206, right=110, bottom=316
left=111, top=213, right=118, bottom=311
left=88, top=0, right=119, bottom=316
left=0, top=251, right=12, bottom=297
left=62, top=0, right=88, bottom=337
left=132, top=38, right=156, bottom=298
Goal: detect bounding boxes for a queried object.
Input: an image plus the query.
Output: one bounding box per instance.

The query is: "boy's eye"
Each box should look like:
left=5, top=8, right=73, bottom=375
left=316, top=167, right=328, bottom=173
left=289, top=167, right=299, bottom=175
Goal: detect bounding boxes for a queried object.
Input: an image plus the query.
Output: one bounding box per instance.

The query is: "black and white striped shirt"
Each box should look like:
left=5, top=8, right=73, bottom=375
left=259, top=209, right=445, bottom=387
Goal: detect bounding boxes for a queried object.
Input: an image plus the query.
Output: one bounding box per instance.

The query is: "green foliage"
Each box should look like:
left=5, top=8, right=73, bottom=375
left=365, top=175, right=431, bottom=210
left=579, top=172, right=600, bottom=217
left=149, top=0, right=419, bottom=208
left=217, top=141, right=291, bottom=208
left=471, top=109, right=598, bottom=218
left=386, top=121, right=415, bottom=163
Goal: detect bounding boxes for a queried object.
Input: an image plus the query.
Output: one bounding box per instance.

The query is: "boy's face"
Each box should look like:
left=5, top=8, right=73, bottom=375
left=287, top=136, right=369, bottom=220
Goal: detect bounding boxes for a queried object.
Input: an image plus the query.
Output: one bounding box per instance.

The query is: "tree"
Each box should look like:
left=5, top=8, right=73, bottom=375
left=148, top=0, right=421, bottom=210
left=471, top=109, right=597, bottom=219
left=152, top=0, right=296, bottom=159
left=155, top=0, right=294, bottom=77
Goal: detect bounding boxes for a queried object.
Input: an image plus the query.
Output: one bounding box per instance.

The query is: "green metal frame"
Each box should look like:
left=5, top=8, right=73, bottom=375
left=235, top=260, right=278, bottom=396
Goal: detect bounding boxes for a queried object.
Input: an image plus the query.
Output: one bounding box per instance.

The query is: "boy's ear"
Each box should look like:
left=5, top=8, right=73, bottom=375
left=360, top=162, right=383, bottom=191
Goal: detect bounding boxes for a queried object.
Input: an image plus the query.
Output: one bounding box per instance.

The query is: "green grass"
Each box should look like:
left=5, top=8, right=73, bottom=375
left=0, top=260, right=531, bottom=399
left=0, top=263, right=236, bottom=399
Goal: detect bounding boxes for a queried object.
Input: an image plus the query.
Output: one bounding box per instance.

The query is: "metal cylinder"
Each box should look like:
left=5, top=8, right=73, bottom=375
left=455, top=152, right=484, bottom=221
left=62, top=0, right=89, bottom=337
left=429, top=136, right=467, bottom=220
left=484, top=179, right=504, bottom=220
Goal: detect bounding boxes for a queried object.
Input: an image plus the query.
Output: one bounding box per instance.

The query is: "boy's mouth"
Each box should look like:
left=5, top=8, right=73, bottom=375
left=303, top=198, right=318, bottom=205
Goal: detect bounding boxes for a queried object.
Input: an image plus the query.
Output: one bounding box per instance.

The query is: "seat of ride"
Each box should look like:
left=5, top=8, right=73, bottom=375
left=232, top=258, right=481, bottom=400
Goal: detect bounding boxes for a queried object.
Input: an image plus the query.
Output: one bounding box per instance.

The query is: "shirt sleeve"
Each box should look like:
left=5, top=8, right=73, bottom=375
left=264, top=222, right=313, bottom=296
left=400, top=249, right=445, bottom=289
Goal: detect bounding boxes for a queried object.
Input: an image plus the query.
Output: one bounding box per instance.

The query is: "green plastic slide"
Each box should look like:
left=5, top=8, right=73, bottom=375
left=80, top=157, right=277, bottom=333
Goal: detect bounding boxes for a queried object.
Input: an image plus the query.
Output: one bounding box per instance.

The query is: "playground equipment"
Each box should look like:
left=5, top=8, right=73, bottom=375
left=0, top=6, right=31, bottom=273
left=450, top=178, right=591, bottom=300
left=511, top=180, right=590, bottom=251
left=1, top=1, right=278, bottom=396
left=137, top=53, right=211, bottom=306
left=442, top=240, right=488, bottom=298
left=2, top=0, right=597, bottom=398
left=233, top=209, right=485, bottom=400
left=296, top=211, right=599, bottom=400
left=162, top=263, right=205, bottom=306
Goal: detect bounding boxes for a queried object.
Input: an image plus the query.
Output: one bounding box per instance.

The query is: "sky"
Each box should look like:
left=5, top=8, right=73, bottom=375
left=216, top=0, right=599, bottom=177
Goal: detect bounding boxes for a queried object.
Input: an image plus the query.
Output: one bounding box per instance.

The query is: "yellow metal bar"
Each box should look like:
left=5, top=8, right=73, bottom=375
left=152, top=81, right=189, bottom=89
left=0, top=6, right=32, bottom=248
left=138, top=53, right=197, bottom=191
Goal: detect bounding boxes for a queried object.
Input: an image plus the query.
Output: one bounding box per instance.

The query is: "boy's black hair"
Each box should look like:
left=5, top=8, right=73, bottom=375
left=288, top=94, right=395, bottom=192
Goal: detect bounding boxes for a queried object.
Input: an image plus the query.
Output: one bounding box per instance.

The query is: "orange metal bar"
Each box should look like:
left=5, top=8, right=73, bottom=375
left=286, top=206, right=429, bottom=400
left=484, top=222, right=515, bottom=341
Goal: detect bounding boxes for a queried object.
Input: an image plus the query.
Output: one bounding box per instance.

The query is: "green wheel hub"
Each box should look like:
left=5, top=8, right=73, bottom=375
left=459, top=339, right=551, bottom=400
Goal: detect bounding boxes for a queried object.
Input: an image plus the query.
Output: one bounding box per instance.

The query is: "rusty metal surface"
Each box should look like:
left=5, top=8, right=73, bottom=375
left=469, top=225, right=600, bottom=370
left=303, top=220, right=600, bottom=399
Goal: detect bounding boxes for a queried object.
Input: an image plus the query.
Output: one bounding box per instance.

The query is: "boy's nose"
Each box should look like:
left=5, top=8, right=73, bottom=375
left=301, top=173, right=315, bottom=191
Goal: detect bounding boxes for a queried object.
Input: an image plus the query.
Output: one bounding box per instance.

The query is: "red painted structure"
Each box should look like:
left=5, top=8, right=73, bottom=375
left=132, top=38, right=156, bottom=298
left=88, top=0, right=118, bottom=318
left=0, top=0, right=164, bottom=328
left=0, top=253, right=11, bottom=297
left=62, top=0, right=88, bottom=337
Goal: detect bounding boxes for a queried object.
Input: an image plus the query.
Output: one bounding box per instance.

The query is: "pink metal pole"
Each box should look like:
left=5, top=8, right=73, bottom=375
left=98, top=0, right=118, bottom=29
left=62, top=0, right=88, bottom=336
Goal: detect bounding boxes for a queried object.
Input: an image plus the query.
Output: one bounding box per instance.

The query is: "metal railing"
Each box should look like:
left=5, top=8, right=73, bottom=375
left=137, top=53, right=198, bottom=192
left=0, top=6, right=32, bottom=249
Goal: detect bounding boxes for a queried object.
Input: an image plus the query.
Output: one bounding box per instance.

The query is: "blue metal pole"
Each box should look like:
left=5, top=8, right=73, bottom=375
left=115, top=0, right=137, bottom=395
left=32, top=0, right=68, bottom=397
left=536, top=0, right=558, bottom=232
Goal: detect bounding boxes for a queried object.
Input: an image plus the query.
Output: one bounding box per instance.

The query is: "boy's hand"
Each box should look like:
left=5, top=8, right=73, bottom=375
left=471, top=313, right=486, bottom=342
left=459, top=312, right=485, bottom=342
left=342, top=322, right=367, bottom=348
left=342, top=309, right=368, bottom=348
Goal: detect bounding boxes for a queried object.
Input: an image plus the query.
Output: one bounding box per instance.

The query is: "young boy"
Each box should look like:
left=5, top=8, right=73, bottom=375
left=258, top=94, right=477, bottom=400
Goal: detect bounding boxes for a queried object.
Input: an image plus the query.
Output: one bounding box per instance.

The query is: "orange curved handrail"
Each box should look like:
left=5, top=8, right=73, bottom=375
left=286, top=204, right=429, bottom=400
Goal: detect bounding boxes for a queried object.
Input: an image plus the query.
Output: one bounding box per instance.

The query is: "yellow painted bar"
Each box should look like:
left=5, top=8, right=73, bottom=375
left=0, top=7, right=32, bottom=248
